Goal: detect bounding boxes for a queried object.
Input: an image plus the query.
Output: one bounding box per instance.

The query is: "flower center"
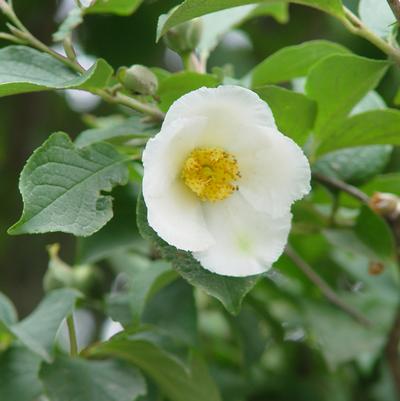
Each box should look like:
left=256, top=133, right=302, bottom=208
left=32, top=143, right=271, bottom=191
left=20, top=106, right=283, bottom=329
left=181, top=147, right=240, bottom=202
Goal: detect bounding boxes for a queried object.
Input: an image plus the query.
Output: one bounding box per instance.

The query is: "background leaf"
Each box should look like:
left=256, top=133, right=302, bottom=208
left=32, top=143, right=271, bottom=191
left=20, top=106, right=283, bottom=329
left=157, top=72, right=219, bottom=112
left=90, top=335, right=222, bottom=401
left=255, top=85, right=316, bottom=144
left=305, top=54, right=388, bottom=139
left=157, top=0, right=345, bottom=40
left=0, top=292, right=17, bottom=326
left=85, top=0, right=144, bottom=15
left=9, top=132, right=129, bottom=237
left=40, top=356, right=146, bottom=401
left=250, top=40, right=349, bottom=87
left=8, top=289, right=80, bottom=361
left=317, top=109, right=400, bottom=154
left=0, top=46, right=113, bottom=97
left=0, top=345, right=43, bottom=401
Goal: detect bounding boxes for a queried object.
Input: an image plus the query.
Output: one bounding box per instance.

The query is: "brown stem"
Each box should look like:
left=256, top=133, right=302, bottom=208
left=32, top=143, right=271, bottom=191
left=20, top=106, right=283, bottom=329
left=312, top=172, right=370, bottom=204
left=386, top=306, right=400, bottom=400
left=285, top=245, right=372, bottom=327
left=387, top=0, right=400, bottom=24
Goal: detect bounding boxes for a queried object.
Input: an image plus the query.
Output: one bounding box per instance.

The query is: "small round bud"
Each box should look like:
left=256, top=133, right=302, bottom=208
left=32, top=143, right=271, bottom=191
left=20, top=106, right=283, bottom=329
left=163, top=18, right=202, bottom=55
left=117, top=65, right=158, bottom=96
left=369, top=192, right=400, bottom=220
left=72, top=264, right=103, bottom=298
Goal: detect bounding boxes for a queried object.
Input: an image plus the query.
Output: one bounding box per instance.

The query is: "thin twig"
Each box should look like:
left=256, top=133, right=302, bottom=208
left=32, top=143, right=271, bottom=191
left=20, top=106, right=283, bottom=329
left=386, top=306, right=400, bottom=400
left=285, top=245, right=372, bottom=327
left=387, top=0, right=400, bottom=24
left=312, top=172, right=370, bottom=204
left=340, top=7, right=400, bottom=65
left=66, top=314, right=79, bottom=357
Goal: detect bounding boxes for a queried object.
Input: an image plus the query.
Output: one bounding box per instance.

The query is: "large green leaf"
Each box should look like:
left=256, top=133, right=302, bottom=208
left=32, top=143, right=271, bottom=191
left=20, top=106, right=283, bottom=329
left=85, top=0, right=143, bottom=15
left=0, top=345, right=43, bottom=401
left=306, top=54, right=389, bottom=139
left=40, top=356, right=146, bottom=401
left=137, top=194, right=259, bottom=315
left=198, top=4, right=288, bottom=57
left=0, top=46, right=113, bottom=97
left=250, top=40, right=349, bottom=88
left=90, top=335, right=222, bottom=401
left=75, top=116, right=157, bottom=148
left=255, top=85, right=316, bottom=145
left=8, top=289, right=80, bottom=361
left=157, top=72, right=219, bottom=112
left=76, top=185, right=141, bottom=264
left=157, top=0, right=345, bottom=40
left=8, top=132, right=129, bottom=237
left=317, top=109, right=400, bottom=155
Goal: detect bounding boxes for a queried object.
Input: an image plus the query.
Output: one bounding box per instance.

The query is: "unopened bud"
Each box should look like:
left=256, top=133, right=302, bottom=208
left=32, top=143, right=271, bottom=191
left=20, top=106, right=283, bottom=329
left=44, top=243, right=103, bottom=297
left=163, top=18, right=202, bottom=55
left=117, top=65, right=158, bottom=96
left=369, top=192, right=400, bottom=220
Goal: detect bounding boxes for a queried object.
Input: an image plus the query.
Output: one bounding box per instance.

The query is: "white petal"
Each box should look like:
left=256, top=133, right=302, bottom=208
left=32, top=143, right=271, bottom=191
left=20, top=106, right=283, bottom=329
left=143, top=118, right=214, bottom=252
left=193, top=194, right=292, bottom=277
left=142, top=117, right=207, bottom=197
left=239, top=127, right=311, bottom=216
left=163, top=85, right=277, bottom=132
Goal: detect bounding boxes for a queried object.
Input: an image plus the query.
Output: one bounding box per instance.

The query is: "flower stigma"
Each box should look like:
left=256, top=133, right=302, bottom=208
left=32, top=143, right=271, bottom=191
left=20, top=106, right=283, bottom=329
left=181, top=147, right=240, bottom=202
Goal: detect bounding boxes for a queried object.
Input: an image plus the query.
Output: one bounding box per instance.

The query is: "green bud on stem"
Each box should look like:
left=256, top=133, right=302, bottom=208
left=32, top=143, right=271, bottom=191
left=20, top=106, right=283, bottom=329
left=117, top=64, right=158, bottom=96
left=163, top=18, right=202, bottom=55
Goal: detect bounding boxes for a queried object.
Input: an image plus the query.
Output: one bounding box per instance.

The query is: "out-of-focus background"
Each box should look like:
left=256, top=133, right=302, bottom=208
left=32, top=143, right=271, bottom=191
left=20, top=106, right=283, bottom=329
left=1, top=0, right=397, bottom=316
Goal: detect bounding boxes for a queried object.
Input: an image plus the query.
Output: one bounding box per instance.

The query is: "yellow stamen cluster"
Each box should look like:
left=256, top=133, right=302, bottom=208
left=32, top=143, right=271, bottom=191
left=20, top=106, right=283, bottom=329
left=181, top=147, right=240, bottom=202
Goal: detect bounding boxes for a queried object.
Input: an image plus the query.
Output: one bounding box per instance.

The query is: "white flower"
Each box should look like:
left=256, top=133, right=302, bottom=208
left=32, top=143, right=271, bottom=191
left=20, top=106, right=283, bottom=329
left=143, top=86, right=311, bottom=277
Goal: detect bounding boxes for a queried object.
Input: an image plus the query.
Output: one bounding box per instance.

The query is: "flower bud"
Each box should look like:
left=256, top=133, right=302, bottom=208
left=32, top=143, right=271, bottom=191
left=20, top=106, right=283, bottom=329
left=117, top=65, right=158, bottom=96
left=163, top=18, right=202, bottom=55
left=369, top=192, right=400, bottom=220
left=43, top=244, right=103, bottom=297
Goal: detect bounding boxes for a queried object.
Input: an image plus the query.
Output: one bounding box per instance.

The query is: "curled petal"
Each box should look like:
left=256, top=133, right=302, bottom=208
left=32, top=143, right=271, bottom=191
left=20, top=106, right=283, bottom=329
left=239, top=127, right=311, bottom=216
left=163, top=85, right=277, bottom=133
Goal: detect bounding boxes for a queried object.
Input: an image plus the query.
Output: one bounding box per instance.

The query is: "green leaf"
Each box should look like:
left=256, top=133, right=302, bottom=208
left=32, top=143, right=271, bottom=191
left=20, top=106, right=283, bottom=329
left=198, top=4, right=288, bottom=57
left=255, top=85, right=316, bottom=145
left=106, top=253, right=174, bottom=326
left=76, top=185, right=140, bottom=264
left=361, top=173, right=400, bottom=197
left=305, top=54, right=389, bottom=139
left=0, top=46, right=113, bottom=97
left=354, top=206, right=396, bottom=262
left=137, top=194, right=259, bottom=315
left=359, top=0, right=395, bottom=38
left=8, top=132, right=129, bottom=237
left=8, top=289, right=80, bottom=362
left=317, top=109, right=400, bottom=155
left=143, top=279, right=198, bottom=347
left=157, top=72, right=219, bottom=112
left=40, top=355, right=146, bottom=401
left=90, top=336, right=222, bottom=401
left=0, top=292, right=17, bottom=326
left=53, top=7, right=83, bottom=42
left=250, top=40, right=349, bottom=88
left=157, top=0, right=345, bottom=40
left=313, top=145, right=392, bottom=185
left=75, top=115, right=157, bottom=148
left=85, top=0, right=143, bottom=15
left=0, top=345, right=43, bottom=401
